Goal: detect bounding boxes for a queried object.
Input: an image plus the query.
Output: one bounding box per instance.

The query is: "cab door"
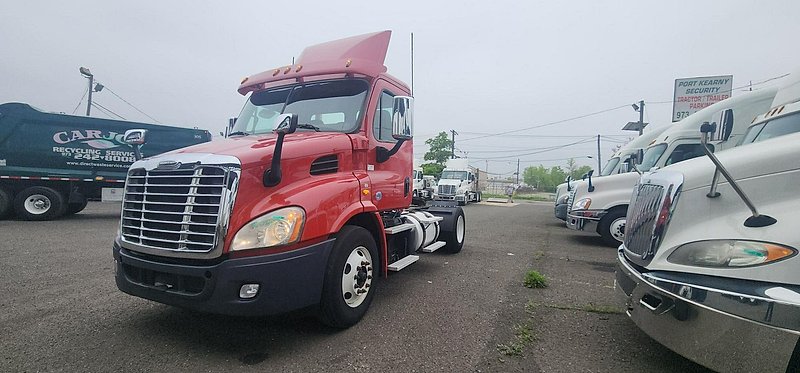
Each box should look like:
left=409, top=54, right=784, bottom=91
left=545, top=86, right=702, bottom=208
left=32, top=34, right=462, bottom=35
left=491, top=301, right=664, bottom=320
left=366, top=79, right=412, bottom=210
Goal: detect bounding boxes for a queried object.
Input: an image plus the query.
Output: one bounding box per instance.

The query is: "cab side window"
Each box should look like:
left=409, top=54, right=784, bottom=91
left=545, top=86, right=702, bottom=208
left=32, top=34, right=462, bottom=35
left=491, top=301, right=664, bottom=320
left=372, top=91, right=395, bottom=143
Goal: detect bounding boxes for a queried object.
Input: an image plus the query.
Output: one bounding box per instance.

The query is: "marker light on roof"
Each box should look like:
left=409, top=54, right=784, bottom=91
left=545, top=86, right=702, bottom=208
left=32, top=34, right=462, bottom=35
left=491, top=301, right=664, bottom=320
left=240, top=76, right=249, bottom=84
left=283, top=66, right=291, bottom=74
left=295, top=65, right=303, bottom=72
left=346, top=59, right=352, bottom=67
left=272, top=69, right=280, bottom=76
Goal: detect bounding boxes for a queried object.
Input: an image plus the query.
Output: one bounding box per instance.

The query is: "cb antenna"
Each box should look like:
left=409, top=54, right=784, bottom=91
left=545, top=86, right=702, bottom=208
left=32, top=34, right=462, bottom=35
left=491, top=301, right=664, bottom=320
left=411, top=32, right=414, bottom=96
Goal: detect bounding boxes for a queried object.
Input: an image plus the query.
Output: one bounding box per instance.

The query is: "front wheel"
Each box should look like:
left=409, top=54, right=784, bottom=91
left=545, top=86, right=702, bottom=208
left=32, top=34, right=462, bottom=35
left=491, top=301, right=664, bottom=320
left=66, top=196, right=89, bottom=215
left=598, top=208, right=626, bottom=247
left=318, top=225, right=378, bottom=328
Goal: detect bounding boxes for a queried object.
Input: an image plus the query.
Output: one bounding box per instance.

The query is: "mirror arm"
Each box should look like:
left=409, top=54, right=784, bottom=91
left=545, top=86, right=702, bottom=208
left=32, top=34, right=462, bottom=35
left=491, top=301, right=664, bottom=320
left=131, top=145, right=143, bottom=161
left=700, top=122, right=775, bottom=227
left=263, top=132, right=286, bottom=187
left=376, top=139, right=406, bottom=163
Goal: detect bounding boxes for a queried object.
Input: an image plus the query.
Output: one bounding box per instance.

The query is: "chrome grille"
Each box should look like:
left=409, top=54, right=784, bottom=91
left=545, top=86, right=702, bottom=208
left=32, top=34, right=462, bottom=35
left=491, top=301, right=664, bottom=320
left=438, top=184, right=456, bottom=196
left=624, top=184, right=664, bottom=257
left=121, top=166, right=230, bottom=253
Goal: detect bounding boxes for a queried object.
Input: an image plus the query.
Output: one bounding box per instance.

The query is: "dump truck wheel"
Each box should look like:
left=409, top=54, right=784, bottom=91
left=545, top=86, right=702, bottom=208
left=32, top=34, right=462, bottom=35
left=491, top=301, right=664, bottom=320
left=66, top=196, right=89, bottom=215
left=14, top=186, right=66, bottom=221
left=0, top=187, right=13, bottom=219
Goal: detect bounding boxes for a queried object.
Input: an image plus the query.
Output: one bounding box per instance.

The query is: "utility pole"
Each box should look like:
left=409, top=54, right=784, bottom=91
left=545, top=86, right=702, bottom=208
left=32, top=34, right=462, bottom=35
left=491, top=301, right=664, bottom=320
left=596, top=134, right=602, bottom=172
left=450, top=129, right=458, bottom=159
left=79, top=67, right=95, bottom=116
left=516, top=159, right=520, bottom=185
left=637, top=100, right=645, bottom=136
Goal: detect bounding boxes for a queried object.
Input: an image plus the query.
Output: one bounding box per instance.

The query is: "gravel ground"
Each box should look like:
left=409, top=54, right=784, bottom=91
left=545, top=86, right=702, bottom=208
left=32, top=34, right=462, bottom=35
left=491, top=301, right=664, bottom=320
left=0, top=201, right=711, bottom=372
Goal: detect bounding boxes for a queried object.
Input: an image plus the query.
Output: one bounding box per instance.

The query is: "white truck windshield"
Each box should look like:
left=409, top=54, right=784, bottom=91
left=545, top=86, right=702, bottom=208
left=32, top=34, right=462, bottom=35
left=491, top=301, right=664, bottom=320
left=638, top=144, right=667, bottom=172
left=741, top=111, right=800, bottom=144
left=600, top=157, right=620, bottom=176
left=441, top=171, right=467, bottom=180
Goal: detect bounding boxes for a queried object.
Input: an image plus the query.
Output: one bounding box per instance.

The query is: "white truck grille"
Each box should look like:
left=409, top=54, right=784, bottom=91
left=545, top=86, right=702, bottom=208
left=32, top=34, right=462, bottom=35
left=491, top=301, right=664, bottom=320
left=624, top=184, right=665, bottom=257
left=438, top=184, right=456, bottom=196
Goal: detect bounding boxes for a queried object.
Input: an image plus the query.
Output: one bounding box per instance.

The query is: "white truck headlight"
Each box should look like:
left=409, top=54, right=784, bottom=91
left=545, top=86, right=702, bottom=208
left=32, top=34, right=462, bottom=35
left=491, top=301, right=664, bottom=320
left=667, top=240, right=796, bottom=268
left=573, top=198, right=591, bottom=210
left=231, top=207, right=305, bottom=251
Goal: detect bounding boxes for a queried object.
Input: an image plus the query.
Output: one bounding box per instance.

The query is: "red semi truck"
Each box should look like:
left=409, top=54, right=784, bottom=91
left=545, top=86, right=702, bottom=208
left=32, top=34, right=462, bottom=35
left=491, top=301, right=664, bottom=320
left=113, top=31, right=466, bottom=327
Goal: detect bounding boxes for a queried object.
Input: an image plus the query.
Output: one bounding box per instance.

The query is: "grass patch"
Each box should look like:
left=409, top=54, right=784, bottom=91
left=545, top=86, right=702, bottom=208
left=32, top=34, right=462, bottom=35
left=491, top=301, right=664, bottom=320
left=523, top=270, right=548, bottom=289
left=497, top=322, right=536, bottom=356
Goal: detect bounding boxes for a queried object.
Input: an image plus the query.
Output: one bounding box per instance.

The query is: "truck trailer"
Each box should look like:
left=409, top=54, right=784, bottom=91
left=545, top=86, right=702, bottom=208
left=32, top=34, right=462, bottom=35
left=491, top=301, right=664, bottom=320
left=112, top=31, right=467, bottom=328
left=0, top=103, right=211, bottom=220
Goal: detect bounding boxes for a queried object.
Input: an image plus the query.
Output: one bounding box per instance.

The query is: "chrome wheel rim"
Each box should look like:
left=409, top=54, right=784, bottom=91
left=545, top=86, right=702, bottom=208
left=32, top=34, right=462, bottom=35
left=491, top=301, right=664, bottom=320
left=341, top=245, right=373, bottom=308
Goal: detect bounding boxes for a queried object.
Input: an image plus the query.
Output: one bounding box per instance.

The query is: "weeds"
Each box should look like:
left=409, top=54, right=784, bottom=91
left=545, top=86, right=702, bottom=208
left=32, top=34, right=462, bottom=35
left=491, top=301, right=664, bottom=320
left=523, top=270, right=547, bottom=289
left=497, top=322, right=535, bottom=356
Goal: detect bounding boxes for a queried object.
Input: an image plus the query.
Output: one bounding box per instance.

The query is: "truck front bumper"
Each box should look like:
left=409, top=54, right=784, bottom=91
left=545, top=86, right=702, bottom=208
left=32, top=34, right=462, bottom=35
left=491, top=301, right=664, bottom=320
left=565, top=210, right=604, bottom=231
left=434, top=194, right=463, bottom=202
left=113, top=239, right=335, bottom=316
left=616, top=249, right=800, bottom=373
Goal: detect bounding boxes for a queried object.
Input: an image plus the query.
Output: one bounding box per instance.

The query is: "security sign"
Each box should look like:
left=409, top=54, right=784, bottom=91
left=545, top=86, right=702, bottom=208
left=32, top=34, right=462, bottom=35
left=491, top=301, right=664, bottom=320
left=672, top=75, right=733, bottom=122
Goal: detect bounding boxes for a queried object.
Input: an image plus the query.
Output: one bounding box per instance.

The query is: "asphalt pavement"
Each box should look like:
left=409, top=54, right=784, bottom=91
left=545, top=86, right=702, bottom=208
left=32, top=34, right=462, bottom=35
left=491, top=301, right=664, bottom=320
left=0, top=202, right=711, bottom=372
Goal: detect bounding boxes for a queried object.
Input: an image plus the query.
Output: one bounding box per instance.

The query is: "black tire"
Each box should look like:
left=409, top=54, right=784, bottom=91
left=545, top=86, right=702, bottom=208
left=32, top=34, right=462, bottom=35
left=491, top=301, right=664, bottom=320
left=440, top=207, right=465, bottom=253
left=598, top=208, right=627, bottom=247
left=0, top=187, right=13, bottom=220
left=66, top=197, right=89, bottom=215
left=318, top=225, right=379, bottom=328
left=13, top=186, right=66, bottom=221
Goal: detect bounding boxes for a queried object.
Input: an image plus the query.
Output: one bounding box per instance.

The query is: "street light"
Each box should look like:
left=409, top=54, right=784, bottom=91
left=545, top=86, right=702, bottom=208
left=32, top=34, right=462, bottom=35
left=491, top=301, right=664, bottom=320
left=79, top=67, right=104, bottom=116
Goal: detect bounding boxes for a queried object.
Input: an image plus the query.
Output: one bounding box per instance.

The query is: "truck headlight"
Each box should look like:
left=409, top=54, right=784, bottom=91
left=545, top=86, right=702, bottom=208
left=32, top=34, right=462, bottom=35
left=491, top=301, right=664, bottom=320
left=231, top=207, right=305, bottom=251
left=667, top=240, right=796, bottom=268
left=573, top=198, right=591, bottom=210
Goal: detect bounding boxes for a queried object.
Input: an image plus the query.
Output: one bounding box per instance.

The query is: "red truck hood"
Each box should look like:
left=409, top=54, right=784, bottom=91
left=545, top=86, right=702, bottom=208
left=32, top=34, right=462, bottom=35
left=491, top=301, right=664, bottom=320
left=167, top=131, right=354, bottom=167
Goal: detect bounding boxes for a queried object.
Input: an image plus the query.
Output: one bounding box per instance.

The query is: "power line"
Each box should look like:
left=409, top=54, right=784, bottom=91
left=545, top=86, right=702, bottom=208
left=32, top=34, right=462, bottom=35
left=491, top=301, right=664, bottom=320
left=478, top=137, right=596, bottom=160
left=98, top=83, right=160, bottom=123
left=71, top=89, right=88, bottom=115
left=459, top=104, right=631, bottom=142
left=92, top=101, right=126, bottom=120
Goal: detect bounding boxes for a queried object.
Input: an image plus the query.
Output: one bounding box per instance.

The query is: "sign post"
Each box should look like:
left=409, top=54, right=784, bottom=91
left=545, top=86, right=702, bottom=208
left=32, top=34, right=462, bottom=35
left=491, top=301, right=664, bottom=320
left=672, top=75, right=733, bottom=122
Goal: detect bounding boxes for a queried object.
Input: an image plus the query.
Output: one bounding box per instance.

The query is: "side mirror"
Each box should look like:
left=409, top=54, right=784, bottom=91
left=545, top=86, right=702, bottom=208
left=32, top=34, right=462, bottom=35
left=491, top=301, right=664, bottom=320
left=710, top=109, right=734, bottom=141
left=124, top=129, right=147, bottom=145
left=273, top=113, right=298, bottom=134
left=634, top=149, right=644, bottom=164
left=391, top=96, right=413, bottom=140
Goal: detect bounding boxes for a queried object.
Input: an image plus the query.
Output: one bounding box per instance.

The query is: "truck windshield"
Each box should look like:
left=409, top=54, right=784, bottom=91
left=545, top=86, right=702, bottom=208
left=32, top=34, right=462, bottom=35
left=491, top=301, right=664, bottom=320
left=740, top=111, right=800, bottom=144
left=600, top=157, right=620, bottom=176
left=441, top=171, right=467, bottom=180
left=638, top=143, right=667, bottom=172
left=233, top=79, right=369, bottom=135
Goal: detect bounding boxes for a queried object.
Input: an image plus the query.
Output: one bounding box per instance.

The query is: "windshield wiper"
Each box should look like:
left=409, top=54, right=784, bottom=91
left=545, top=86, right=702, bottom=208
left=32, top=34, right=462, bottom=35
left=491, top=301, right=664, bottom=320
left=297, top=124, right=321, bottom=132
left=227, top=131, right=250, bottom=137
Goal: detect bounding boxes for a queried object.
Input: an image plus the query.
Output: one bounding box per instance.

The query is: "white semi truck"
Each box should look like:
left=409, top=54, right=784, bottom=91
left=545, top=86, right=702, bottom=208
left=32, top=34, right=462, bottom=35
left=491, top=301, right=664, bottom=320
left=433, top=158, right=481, bottom=205
left=554, top=126, right=668, bottom=221
left=565, top=86, right=779, bottom=246
left=616, top=95, right=800, bottom=372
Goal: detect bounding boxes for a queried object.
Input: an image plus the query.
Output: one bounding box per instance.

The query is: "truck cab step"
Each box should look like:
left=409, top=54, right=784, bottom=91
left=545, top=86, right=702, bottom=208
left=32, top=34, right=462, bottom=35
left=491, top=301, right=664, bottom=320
left=388, top=255, right=419, bottom=271
left=420, top=241, right=446, bottom=253
left=384, top=223, right=414, bottom=234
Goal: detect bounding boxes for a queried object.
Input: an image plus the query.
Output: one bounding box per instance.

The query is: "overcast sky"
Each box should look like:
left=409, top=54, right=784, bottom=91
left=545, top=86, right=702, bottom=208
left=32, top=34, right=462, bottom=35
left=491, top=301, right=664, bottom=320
left=2, top=0, right=798, bottom=177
